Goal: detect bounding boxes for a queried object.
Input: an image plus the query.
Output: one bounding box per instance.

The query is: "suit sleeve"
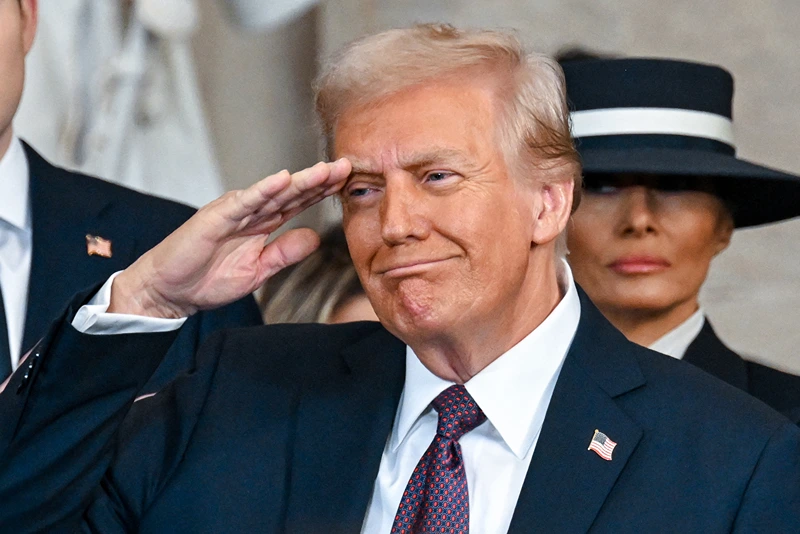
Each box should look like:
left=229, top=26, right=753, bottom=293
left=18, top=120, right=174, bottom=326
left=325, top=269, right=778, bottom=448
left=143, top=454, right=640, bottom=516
left=80, top=331, right=226, bottom=532
left=0, top=293, right=180, bottom=533
left=732, top=421, right=800, bottom=532
left=140, top=294, right=261, bottom=394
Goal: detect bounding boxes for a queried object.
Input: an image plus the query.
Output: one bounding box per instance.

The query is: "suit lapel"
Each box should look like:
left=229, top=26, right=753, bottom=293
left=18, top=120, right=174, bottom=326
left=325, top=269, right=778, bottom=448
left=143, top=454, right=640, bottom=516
left=285, top=292, right=649, bottom=532
left=508, top=293, right=645, bottom=533
left=284, top=327, right=406, bottom=533
left=23, top=145, right=137, bottom=352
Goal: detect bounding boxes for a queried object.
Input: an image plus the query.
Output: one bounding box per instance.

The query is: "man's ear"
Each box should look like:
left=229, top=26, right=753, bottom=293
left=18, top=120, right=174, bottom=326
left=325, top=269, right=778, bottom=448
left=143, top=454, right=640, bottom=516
left=21, top=0, right=38, bottom=55
left=531, top=178, right=574, bottom=246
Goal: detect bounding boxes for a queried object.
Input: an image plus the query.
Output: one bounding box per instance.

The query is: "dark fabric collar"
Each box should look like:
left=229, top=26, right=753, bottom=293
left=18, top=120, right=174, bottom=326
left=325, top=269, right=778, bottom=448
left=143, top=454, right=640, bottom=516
left=682, top=319, right=800, bottom=423
left=682, top=319, right=748, bottom=391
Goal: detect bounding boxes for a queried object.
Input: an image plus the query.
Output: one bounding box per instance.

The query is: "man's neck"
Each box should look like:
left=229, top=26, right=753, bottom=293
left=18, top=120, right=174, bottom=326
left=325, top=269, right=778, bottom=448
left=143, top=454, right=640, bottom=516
left=409, top=258, right=564, bottom=384
left=601, top=298, right=700, bottom=347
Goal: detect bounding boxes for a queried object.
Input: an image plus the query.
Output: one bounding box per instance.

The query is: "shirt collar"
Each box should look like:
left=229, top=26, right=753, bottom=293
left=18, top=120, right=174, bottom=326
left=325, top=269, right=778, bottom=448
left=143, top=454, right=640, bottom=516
left=0, top=136, right=31, bottom=232
left=648, top=308, right=705, bottom=360
left=392, top=260, right=582, bottom=459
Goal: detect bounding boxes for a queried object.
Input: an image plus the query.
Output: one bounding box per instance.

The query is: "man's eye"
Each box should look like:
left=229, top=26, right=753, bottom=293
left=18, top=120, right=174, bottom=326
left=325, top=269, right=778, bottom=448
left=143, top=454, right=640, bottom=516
left=349, top=187, right=371, bottom=197
left=426, top=171, right=452, bottom=182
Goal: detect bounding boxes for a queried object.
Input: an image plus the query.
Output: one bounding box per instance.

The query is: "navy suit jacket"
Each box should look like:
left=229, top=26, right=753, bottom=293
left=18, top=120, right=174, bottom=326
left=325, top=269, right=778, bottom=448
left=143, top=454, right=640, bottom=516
left=19, top=143, right=262, bottom=391
left=683, top=320, right=800, bottom=424
left=1, top=291, right=798, bottom=533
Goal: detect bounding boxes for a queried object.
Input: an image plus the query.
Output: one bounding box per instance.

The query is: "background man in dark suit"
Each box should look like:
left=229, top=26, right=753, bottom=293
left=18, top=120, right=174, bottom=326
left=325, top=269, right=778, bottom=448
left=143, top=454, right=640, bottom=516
left=1, top=23, right=799, bottom=533
left=0, top=0, right=261, bottom=390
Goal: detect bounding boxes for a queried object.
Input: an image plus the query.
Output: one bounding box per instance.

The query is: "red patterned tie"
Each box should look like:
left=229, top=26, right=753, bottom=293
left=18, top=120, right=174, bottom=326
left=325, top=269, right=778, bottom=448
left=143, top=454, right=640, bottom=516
left=391, top=385, right=487, bottom=534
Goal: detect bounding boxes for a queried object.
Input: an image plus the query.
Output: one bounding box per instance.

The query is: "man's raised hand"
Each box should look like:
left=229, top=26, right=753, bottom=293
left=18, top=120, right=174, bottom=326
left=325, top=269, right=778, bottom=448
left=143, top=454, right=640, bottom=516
left=108, top=159, right=352, bottom=318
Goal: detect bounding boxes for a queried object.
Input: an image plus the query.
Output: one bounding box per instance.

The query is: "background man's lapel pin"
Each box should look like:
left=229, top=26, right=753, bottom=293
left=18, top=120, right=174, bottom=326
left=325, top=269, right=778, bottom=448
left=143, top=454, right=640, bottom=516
left=86, top=234, right=113, bottom=258
left=588, top=429, right=617, bottom=461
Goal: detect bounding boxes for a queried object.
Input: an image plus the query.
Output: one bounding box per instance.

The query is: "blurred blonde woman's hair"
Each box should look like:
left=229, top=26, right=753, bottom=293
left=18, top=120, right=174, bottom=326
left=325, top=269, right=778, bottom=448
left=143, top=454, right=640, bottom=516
left=261, top=226, right=366, bottom=324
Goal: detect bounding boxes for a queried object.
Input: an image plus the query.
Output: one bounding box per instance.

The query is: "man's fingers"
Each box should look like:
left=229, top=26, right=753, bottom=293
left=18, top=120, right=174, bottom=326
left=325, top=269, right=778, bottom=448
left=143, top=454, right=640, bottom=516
left=257, top=159, right=351, bottom=217
left=221, top=159, right=350, bottom=229
left=216, top=169, right=292, bottom=220
left=290, top=158, right=351, bottom=192
left=238, top=159, right=350, bottom=234
left=258, top=228, right=321, bottom=279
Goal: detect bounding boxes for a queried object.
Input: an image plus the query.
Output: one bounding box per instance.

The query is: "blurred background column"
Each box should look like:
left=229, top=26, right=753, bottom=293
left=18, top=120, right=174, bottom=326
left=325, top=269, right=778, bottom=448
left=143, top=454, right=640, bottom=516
left=195, top=0, right=337, bottom=230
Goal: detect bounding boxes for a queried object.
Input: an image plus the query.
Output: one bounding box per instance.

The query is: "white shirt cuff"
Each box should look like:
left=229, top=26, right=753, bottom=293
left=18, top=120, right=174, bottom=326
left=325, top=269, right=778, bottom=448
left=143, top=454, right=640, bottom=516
left=72, top=272, right=187, bottom=335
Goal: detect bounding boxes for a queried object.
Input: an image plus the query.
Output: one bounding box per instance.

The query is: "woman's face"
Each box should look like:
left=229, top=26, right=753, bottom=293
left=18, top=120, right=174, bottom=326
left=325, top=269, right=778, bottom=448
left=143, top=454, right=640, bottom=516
left=567, top=174, right=734, bottom=317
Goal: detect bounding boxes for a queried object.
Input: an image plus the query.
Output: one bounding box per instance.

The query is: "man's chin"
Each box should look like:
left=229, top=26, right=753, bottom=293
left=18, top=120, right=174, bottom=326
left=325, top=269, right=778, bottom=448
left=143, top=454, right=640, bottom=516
left=380, top=302, right=451, bottom=344
left=371, top=279, right=460, bottom=337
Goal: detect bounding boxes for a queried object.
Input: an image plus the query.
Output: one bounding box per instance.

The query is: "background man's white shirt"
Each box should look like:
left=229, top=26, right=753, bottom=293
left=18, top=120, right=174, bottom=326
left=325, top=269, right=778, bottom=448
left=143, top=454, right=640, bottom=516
left=0, top=137, right=32, bottom=369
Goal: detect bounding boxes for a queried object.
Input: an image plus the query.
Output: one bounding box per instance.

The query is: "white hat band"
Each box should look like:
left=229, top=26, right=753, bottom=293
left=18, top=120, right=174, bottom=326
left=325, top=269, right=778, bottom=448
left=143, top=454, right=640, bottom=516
left=570, top=107, right=736, bottom=147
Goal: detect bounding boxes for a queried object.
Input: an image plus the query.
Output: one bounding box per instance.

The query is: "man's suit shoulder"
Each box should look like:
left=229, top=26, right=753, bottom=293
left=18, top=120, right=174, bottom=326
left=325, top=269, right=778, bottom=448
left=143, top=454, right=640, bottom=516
left=102, top=320, right=399, bottom=523
left=572, top=296, right=794, bottom=436
left=232, top=320, right=388, bottom=346
left=25, top=142, right=196, bottom=234
left=683, top=319, right=800, bottom=418
left=203, top=321, right=394, bottom=378
left=745, top=360, right=800, bottom=420
left=567, top=334, right=800, bottom=532
left=65, top=170, right=195, bottom=223
left=624, top=340, right=796, bottom=436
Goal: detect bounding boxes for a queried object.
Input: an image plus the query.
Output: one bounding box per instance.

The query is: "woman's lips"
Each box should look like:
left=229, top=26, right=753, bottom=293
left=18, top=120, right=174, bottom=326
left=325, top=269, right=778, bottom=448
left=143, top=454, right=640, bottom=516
left=607, top=256, right=671, bottom=275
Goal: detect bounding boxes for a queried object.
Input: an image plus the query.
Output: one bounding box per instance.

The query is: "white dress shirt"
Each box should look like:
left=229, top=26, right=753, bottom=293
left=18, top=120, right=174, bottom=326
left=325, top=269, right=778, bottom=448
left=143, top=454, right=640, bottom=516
left=71, top=263, right=581, bottom=533
left=72, top=272, right=187, bottom=335
left=0, top=136, right=33, bottom=369
left=361, top=263, right=581, bottom=534
left=648, top=308, right=705, bottom=360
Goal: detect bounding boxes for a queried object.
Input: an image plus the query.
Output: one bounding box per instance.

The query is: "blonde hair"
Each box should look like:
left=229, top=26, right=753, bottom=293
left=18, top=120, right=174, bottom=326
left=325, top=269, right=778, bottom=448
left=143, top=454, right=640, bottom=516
left=314, top=23, right=582, bottom=212
left=261, top=226, right=365, bottom=323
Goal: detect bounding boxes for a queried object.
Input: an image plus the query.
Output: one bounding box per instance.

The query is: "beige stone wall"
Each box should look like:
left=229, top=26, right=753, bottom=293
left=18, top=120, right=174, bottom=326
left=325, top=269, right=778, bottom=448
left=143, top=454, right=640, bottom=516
left=194, top=0, right=800, bottom=372
left=193, top=0, right=333, bottom=229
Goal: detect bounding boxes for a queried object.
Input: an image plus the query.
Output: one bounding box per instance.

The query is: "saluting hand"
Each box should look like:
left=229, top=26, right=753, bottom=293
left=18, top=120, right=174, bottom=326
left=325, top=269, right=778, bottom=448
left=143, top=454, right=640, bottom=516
left=108, top=159, right=352, bottom=318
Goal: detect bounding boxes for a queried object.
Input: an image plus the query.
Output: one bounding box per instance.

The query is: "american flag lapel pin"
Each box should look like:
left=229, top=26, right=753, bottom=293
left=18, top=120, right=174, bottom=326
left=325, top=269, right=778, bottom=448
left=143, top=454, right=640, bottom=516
left=86, top=234, right=113, bottom=258
left=588, top=429, right=617, bottom=461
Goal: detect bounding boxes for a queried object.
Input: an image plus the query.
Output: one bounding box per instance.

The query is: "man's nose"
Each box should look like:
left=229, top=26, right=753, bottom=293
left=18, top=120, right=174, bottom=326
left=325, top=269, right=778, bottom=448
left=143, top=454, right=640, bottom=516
left=617, top=186, right=659, bottom=237
left=379, top=178, right=431, bottom=245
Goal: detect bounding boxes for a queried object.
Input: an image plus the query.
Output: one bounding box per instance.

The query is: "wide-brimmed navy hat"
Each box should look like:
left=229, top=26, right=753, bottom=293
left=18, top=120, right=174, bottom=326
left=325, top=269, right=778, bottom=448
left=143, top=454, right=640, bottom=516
left=561, top=58, right=800, bottom=227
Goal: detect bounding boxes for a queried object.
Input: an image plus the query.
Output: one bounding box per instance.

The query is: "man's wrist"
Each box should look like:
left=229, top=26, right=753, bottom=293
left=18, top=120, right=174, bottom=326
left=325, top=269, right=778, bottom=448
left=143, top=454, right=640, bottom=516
left=73, top=273, right=188, bottom=335
left=108, top=268, right=194, bottom=320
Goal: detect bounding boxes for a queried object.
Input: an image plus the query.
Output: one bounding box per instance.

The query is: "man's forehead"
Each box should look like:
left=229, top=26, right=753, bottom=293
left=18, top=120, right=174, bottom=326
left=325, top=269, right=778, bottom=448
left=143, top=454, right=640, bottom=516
left=345, top=147, right=476, bottom=174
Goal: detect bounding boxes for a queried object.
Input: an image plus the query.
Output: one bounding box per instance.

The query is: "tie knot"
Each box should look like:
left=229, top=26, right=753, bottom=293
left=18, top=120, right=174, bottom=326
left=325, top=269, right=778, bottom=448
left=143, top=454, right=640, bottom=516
left=431, top=385, right=486, bottom=441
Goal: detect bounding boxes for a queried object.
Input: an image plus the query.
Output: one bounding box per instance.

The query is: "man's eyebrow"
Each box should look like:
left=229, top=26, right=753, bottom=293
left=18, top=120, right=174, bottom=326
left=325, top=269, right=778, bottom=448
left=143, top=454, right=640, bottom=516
left=398, top=148, right=471, bottom=170
left=343, top=148, right=471, bottom=176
